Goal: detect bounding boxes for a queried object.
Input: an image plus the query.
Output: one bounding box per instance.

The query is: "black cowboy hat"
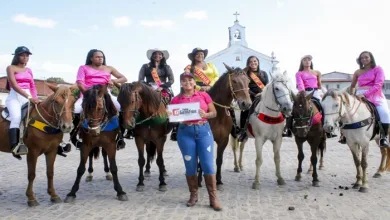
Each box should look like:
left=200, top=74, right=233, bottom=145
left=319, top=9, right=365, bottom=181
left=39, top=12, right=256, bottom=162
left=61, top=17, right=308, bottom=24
left=12, top=46, right=32, bottom=55
left=188, top=47, right=208, bottom=60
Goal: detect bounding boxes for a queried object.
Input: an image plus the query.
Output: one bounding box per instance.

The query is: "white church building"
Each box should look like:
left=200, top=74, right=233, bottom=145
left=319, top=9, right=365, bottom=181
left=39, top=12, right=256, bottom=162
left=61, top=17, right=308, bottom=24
left=205, top=13, right=277, bottom=75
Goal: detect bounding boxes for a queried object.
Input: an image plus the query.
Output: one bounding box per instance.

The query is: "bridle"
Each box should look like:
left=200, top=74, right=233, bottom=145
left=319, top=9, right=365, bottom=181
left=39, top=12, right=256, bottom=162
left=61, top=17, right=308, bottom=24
left=212, top=73, right=249, bottom=110
left=262, top=79, right=292, bottom=112
left=83, top=96, right=109, bottom=131
left=293, top=100, right=315, bottom=131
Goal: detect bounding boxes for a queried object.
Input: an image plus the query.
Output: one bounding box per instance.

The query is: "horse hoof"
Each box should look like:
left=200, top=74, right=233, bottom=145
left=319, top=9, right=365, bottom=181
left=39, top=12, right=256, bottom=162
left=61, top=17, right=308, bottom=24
left=136, top=185, right=145, bottom=192
left=64, top=196, right=76, bottom=203
left=117, top=194, right=128, bottom=201
left=144, top=171, right=151, bottom=177
left=307, top=170, right=313, bottom=174
left=163, top=171, right=168, bottom=177
left=319, top=166, right=324, bottom=170
left=217, top=184, right=224, bottom=191
left=359, top=187, right=368, bottom=193
left=240, top=167, right=244, bottom=171
left=27, top=200, right=40, bottom=207
left=252, top=182, right=260, bottom=190
left=373, top=173, right=382, bottom=178
left=312, top=181, right=320, bottom=187
left=106, top=174, right=113, bottom=181
left=50, top=197, right=62, bottom=204
left=234, top=167, right=240, bottom=173
left=159, top=185, right=168, bottom=192
left=352, top=184, right=361, bottom=189
left=198, top=183, right=202, bottom=188
left=85, top=176, right=93, bottom=182
left=277, top=179, right=286, bottom=186
left=295, top=176, right=301, bottom=181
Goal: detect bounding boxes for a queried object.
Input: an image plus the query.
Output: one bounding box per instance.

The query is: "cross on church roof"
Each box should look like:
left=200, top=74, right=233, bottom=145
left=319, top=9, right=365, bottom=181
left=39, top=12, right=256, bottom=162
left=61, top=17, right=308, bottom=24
left=233, top=11, right=240, bottom=22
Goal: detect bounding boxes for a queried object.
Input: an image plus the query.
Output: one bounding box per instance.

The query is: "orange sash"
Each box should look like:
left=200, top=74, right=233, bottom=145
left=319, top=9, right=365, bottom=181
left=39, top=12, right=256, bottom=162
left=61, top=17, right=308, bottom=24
left=151, top=68, right=162, bottom=87
left=249, top=72, right=265, bottom=89
left=185, top=65, right=211, bottom=86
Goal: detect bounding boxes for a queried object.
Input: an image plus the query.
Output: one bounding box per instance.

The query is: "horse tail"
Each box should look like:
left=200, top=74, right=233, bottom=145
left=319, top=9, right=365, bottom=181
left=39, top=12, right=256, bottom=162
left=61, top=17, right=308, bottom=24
left=146, top=142, right=157, bottom=163
left=385, top=148, right=390, bottom=172
left=91, top=147, right=100, bottom=160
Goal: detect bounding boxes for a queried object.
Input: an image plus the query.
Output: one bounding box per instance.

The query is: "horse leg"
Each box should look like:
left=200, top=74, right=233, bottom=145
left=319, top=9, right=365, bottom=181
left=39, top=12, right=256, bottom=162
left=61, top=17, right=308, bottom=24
left=307, top=139, right=320, bottom=187
left=295, top=140, right=304, bottom=181
left=374, top=147, right=386, bottom=178
left=197, top=162, right=203, bottom=187
left=86, top=151, right=94, bottom=182
left=307, top=164, right=313, bottom=173
left=231, top=136, right=240, bottom=173
left=252, top=137, right=265, bottom=190
left=156, top=142, right=167, bottom=192
left=135, top=138, right=146, bottom=192
left=144, top=142, right=152, bottom=177
left=359, top=146, right=369, bottom=193
left=349, top=144, right=362, bottom=189
left=45, top=149, right=62, bottom=204
left=26, top=150, right=40, bottom=207
left=64, top=145, right=90, bottom=203
left=272, top=138, right=285, bottom=185
left=102, top=148, right=112, bottom=181
left=105, top=144, right=128, bottom=201
left=216, top=140, right=228, bottom=191
left=239, top=141, right=246, bottom=171
left=319, top=140, right=326, bottom=170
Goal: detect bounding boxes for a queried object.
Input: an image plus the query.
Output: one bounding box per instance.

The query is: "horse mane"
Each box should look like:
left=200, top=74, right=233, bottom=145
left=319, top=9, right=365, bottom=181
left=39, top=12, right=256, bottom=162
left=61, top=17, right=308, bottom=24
left=322, top=88, right=351, bottom=105
left=46, top=85, right=71, bottom=101
left=83, top=85, right=117, bottom=118
left=208, top=67, right=246, bottom=97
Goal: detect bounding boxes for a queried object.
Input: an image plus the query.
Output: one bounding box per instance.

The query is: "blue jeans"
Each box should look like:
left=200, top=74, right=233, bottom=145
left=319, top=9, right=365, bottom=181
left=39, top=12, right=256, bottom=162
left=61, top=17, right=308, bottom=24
left=177, top=122, right=215, bottom=176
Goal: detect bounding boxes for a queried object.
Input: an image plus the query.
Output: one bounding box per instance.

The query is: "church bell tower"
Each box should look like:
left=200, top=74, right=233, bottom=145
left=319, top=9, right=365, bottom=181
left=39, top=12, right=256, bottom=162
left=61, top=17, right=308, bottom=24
left=228, top=11, right=248, bottom=48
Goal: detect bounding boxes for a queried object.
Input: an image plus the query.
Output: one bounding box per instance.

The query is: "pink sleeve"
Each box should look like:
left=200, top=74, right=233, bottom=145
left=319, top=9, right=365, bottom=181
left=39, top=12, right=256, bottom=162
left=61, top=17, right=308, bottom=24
left=364, top=66, right=385, bottom=97
left=201, top=92, right=212, bottom=104
left=28, top=69, right=38, bottom=98
left=295, top=72, right=304, bottom=91
left=76, top=66, right=86, bottom=87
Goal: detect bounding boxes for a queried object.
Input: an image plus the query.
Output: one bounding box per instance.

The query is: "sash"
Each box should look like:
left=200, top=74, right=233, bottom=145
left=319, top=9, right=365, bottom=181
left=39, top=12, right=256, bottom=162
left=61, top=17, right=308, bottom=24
left=151, top=68, right=162, bottom=87
left=185, top=65, right=211, bottom=86
left=249, top=72, right=265, bottom=89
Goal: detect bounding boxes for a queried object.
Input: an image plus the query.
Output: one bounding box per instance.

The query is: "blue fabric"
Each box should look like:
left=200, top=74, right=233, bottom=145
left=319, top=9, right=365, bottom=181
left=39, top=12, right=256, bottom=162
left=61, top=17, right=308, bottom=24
left=176, top=122, right=215, bottom=175
left=82, top=115, right=119, bottom=131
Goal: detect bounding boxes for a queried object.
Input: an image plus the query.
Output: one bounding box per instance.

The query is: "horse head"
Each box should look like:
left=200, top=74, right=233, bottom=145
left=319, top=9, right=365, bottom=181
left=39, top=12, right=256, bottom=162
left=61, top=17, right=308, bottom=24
left=321, top=88, right=349, bottom=133
left=265, top=70, right=294, bottom=116
left=292, top=90, right=314, bottom=137
left=82, top=84, right=110, bottom=136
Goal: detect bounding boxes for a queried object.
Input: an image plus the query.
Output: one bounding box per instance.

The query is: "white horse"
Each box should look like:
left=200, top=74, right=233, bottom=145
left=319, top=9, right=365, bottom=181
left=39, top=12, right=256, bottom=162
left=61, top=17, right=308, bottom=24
left=232, top=71, right=294, bottom=189
left=322, top=89, right=390, bottom=193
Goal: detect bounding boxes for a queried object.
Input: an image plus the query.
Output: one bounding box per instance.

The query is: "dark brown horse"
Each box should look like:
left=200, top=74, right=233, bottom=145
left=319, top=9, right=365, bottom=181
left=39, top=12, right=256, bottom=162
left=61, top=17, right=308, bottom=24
left=64, top=84, right=128, bottom=203
left=85, top=147, right=112, bottom=182
left=198, top=64, right=252, bottom=190
left=0, top=84, right=75, bottom=206
left=117, top=82, right=171, bottom=192
left=292, top=91, right=326, bottom=187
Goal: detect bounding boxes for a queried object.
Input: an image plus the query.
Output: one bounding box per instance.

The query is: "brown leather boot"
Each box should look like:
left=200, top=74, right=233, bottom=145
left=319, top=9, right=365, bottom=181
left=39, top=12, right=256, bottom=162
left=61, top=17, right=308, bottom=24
left=186, top=175, right=198, bottom=207
left=204, top=175, right=222, bottom=211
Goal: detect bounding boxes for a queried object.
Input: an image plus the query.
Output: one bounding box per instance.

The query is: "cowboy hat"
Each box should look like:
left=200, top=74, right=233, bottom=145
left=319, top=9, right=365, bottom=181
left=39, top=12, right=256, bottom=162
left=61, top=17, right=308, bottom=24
left=147, top=48, right=169, bottom=60
left=188, top=47, right=208, bottom=60
left=301, top=55, right=313, bottom=61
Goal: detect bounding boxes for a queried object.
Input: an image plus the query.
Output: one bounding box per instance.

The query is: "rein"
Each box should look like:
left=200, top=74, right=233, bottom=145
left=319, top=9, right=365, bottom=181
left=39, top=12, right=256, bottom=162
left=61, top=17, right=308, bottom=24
left=261, top=79, right=292, bottom=113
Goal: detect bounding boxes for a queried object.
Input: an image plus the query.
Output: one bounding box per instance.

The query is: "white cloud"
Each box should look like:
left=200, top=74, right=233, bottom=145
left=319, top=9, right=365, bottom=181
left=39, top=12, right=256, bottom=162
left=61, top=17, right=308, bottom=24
left=12, top=14, right=56, bottom=28
left=41, top=61, right=77, bottom=74
left=113, top=16, right=131, bottom=28
left=276, top=0, right=285, bottom=8
left=184, top=10, right=208, bottom=20
left=139, top=20, right=174, bottom=29
left=90, top=25, right=99, bottom=30
left=68, top=28, right=83, bottom=35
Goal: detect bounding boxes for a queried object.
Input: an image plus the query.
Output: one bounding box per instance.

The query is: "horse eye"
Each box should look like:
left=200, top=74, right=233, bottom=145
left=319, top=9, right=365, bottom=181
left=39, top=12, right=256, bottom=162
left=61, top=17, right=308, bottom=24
left=275, top=87, right=279, bottom=91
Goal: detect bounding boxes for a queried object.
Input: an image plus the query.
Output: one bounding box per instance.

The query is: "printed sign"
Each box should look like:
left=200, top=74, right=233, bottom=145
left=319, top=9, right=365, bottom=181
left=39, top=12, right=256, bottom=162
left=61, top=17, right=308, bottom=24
left=167, top=102, right=201, bottom=122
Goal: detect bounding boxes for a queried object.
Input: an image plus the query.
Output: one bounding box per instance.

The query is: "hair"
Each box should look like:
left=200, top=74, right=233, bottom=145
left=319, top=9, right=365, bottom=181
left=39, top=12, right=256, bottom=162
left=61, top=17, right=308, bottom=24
left=298, top=59, right=313, bottom=71
left=83, top=84, right=117, bottom=118
left=357, top=51, right=376, bottom=69
left=149, top=52, right=167, bottom=68
left=7, top=54, right=28, bottom=90
left=246, top=56, right=260, bottom=73
left=85, top=49, right=106, bottom=65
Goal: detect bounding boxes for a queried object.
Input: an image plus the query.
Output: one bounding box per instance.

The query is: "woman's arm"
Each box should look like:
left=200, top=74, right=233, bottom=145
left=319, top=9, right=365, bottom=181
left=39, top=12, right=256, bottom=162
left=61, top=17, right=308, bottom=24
left=28, top=69, right=38, bottom=98
left=295, top=72, right=305, bottom=91
left=6, top=66, right=31, bottom=98
left=364, top=67, right=385, bottom=97
left=161, top=65, right=174, bottom=88
left=76, top=66, right=87, bottom=94
left=206, top=102, right=217, bottom=119
left=315, top=71, right=322, bottom=89
left=110, top=66, right=127, bottom=84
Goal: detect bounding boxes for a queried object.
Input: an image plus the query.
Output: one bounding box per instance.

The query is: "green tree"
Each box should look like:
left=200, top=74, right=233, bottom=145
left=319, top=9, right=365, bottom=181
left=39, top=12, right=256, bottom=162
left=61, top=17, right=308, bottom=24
left=111, top=86, right=119, bottom=97
left=46, top=77, right=65, bottom=83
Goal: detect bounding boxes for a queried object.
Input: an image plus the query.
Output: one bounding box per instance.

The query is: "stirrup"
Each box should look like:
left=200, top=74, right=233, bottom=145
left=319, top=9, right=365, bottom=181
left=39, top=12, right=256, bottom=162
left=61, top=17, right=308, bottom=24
left=12, top=143, right=28, bottom=156
left=380, top=137, right=389, bottom=148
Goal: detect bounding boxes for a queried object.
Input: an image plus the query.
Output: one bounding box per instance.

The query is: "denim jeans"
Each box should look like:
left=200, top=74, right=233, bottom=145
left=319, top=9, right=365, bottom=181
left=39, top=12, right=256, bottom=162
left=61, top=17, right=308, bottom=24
left=177, top=122, right=215, bottom=176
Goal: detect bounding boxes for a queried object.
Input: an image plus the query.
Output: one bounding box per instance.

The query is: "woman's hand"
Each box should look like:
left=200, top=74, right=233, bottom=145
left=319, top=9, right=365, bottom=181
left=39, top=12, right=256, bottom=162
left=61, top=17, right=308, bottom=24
left=166, top=110, right=172, bottom=116
left=357, top=94, right=365, bottom=99
left=108, top=79, right=115, bottom=88
left=29, top=98, right=41, bottom=104
left=199, top=109, right=208, bottom=118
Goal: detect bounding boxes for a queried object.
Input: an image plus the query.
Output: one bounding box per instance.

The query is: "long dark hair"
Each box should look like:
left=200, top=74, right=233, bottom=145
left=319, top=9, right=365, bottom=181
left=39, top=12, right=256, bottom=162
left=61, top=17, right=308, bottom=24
left=246, top=56, right=260, bottom=73
left=85, top=49, right=106, bottom=65
left=298, top=59, right=313, bottom=71
left=6, top=54, right=25, bottom=90
left=149, top=52, right=167, bottom=68
left=357, top=51, right=376, bottom=69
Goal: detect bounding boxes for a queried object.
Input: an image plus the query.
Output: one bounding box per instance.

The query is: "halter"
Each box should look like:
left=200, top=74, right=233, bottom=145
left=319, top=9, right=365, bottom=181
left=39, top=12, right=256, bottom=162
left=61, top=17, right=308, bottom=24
left=34, top=92, right=71, bottom=129
left=293, top=100, right=315, bottom=131
left=83, top=96, right=109, bottom=131
left=213, top=73, right=249, bottom=110
left=323, top=94, right=362, bottom=127
left=262, top=79, right=292, bottom=112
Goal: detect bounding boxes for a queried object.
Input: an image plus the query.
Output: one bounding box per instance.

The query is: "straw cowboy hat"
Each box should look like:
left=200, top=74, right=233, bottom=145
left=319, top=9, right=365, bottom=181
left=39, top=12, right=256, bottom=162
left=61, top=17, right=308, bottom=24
left=147, top=48, right=170, bottom=60
left=188, top=47, right=208, bottom=60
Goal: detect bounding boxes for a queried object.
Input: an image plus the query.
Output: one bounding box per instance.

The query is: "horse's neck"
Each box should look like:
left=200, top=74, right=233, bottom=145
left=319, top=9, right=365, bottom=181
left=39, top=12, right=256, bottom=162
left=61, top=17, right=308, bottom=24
left=209, top=87, right=232, bottom=106
left=342, top=95, right=371, bottom=123
left=256, top=87, right=281, bottom=117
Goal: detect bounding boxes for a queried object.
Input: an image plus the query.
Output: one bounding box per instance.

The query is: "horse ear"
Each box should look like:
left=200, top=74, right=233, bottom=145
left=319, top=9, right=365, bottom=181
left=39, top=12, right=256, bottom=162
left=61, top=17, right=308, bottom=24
left=283, top=70, right=288, bottom=77
left=306, top=90, right=314, bottom=100
left=46, top=83, right=58, bottom=92
left=223, top=62, right=234, bottom=72
left=98, top=84, right=108, bottom=97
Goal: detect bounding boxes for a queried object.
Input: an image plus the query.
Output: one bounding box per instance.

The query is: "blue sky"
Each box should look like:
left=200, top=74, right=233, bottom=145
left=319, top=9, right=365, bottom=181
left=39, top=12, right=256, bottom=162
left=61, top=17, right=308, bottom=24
left=0, top=0, right=388, bottom=93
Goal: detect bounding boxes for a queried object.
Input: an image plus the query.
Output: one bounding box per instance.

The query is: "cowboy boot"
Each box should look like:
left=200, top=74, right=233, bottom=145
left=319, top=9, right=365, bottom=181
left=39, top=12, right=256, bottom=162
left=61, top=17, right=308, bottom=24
left=380, top=123, right=389, bottom=148
left=170, top=123, right=179, bottom=141
left=116, top=125, right=126, bottom=150
left=282, top=117, right=293, bottom=137
left=204, top=175, right=222, bottom=211
left=70, top=113, right=82, bottom=149
left=185, top=175, right=198, bottom=207
left=9, top=128, right=27, bottom=160
left=238, top=110, right=249, bottom=142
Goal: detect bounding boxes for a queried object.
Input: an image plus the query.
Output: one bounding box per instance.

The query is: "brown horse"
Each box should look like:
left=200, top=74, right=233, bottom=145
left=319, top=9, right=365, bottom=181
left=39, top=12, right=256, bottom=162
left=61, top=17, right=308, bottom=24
left=0, top=84, right=75, bottom=206
left=198, top=64, right=252, bottom=190
left=292, top=91, right=326, bottom=187
left=64, top=84, right=128, bottom=203
left=117, top=81, right=171, bottom=192
left=85, top=147, right=112, bottom=182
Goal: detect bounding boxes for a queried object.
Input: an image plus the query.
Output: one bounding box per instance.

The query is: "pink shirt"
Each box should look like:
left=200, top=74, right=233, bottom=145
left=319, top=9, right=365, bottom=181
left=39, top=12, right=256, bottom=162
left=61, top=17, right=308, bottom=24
left=76, top=65, right=111, bottom=89
left=170, top=91, right=212, bottom=122
left=358, top=66, right=386, bottom=106
left=296, top=71, right=318, bottom=91
left=8, top=68, right=38, bottom=98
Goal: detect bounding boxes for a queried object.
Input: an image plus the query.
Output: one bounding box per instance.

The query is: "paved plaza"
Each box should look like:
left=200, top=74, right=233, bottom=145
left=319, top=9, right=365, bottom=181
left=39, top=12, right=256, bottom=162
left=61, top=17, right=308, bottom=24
left=1, top=132, right=390, bottom=220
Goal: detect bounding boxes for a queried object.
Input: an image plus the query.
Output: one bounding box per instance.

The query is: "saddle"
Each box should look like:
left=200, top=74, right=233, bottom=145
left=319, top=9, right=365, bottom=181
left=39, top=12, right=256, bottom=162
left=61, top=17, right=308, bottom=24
left=82, top=115, right=120, bottom=132
left=361, top=98, right=380, bottom=140
left=1, top=103, right=29, bottom=122
left=310, top=98, right=324, bottom=124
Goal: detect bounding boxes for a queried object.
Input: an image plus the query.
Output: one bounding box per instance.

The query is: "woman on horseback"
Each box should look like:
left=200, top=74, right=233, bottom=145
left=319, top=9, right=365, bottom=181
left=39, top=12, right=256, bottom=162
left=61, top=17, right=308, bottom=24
left=283, top=55, right=337, bottom=138
left=63, top=49, right=128, bottom=150
left=345, top=51, right=389, bottom=147
left=169, top=71, right=222, bottom=211
left=138, top=48, right=175, bottom=105
left=238, top=56, right=269, bottom=141
left=5, top=46, right=40, bottom=159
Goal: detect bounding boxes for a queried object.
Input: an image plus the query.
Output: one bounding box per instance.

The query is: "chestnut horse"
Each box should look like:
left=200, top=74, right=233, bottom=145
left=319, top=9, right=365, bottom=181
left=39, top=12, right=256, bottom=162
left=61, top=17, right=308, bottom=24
left=197, top=64, right=252, bottom=190
left=117, top=82, right=171, bottom=192
left=64, top=84, right=128, bottom=202
left=0, top=84, right=75, bottom=206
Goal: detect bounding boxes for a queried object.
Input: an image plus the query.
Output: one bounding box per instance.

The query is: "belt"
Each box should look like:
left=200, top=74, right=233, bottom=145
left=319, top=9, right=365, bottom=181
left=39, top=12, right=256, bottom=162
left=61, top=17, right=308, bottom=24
left=181, top=121, right=208, bottom=126
left=305, top=88, right=318, bottom=91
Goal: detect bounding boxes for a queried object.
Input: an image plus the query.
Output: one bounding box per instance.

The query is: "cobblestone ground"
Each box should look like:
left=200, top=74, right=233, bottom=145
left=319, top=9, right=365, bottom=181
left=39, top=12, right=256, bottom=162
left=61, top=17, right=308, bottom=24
left=1, top=131, right=390, bottom=220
